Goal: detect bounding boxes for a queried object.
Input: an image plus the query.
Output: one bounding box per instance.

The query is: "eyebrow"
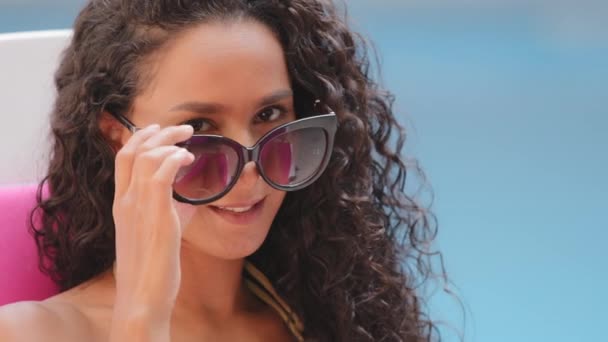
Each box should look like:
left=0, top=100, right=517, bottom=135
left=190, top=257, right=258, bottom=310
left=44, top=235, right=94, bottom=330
left=169, top=89, right=294, bottom=115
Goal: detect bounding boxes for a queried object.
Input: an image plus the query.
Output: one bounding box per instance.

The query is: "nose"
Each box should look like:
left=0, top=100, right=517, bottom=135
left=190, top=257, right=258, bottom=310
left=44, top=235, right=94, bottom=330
left=237, top=161, right=260, bottom=188
left=227, top=126, right=257, bottom=148
left=229, top=130, right=261, bottom=190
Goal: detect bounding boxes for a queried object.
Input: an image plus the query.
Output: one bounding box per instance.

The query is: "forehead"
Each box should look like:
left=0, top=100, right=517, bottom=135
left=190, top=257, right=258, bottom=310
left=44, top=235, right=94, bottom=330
left=133, top=19, right=290, bottom=117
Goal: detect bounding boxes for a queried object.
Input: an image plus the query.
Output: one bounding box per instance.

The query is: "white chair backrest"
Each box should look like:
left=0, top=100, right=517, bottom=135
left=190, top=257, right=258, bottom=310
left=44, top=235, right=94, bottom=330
left=0, top=30, right=72, bottom=185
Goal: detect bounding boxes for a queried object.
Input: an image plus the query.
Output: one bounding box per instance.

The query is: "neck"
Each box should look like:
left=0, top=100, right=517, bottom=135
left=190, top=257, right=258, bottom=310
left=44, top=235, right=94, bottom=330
left=172, top=241, right=258, bottom=320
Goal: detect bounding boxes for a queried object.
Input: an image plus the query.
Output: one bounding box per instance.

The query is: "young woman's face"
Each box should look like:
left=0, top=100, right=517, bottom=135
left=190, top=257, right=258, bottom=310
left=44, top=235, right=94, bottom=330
left=128, top=20, right=296, bottom=259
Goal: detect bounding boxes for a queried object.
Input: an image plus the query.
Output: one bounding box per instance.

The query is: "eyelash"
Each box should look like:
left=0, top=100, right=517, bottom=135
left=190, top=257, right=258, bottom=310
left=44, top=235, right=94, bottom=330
left=183, top=118, right=213, bottom=133
left=183, top=105, right=290, bottom=133
left=254, top=105, right=289, bottom=124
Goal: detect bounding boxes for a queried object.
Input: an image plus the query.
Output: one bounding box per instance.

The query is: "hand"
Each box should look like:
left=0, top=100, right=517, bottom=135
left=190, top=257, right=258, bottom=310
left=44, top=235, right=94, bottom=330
left=110, top=123, right=195, bottom=323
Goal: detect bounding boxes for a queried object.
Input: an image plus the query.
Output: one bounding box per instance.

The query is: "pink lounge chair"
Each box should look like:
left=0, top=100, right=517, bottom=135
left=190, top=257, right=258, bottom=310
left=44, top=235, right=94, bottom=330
left=0, top=183, right=60, bottom=306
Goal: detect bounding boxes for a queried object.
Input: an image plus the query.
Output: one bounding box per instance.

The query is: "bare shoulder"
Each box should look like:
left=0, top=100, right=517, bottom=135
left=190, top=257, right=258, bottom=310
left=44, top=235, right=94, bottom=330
left=0, top=299, right=94, bottom=342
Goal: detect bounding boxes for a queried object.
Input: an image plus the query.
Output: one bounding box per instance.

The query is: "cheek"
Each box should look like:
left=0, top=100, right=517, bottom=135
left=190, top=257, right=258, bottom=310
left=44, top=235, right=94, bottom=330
left=262, top=189, right=288, bottom=229
left=179, top=189, right=286, bottom=256
left=174, top=200, right=198, bottom=229
left=266, top=189, right=286, bottom=213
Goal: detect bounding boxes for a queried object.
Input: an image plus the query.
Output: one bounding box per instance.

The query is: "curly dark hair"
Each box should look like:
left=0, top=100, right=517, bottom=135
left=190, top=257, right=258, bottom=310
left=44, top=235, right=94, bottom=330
left=30, top=0, right=450, bottom=340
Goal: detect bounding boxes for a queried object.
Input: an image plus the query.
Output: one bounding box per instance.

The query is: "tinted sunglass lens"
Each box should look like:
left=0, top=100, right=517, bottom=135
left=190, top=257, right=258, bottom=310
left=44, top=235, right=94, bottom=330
left=173, top=138, right=239, bottom=200
left=259, top=127, right=327, bottom=187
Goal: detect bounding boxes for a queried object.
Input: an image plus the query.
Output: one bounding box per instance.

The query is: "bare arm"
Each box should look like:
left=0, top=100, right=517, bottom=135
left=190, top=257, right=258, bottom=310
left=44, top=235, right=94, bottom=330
left=0, top=125, right=195, bottom=342
left=109, top=123, right=195, bottom=341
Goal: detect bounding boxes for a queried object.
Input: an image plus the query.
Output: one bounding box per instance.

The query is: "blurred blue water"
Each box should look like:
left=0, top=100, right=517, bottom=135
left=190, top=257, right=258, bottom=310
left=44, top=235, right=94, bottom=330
left=348, top=5, right=608, bottom=342
left=1, top=2, right=607, bottom=341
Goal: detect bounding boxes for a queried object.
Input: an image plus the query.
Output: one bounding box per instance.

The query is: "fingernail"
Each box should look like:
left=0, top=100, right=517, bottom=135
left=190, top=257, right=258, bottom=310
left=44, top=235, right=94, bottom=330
left=182, top=149, right=195, bottom=160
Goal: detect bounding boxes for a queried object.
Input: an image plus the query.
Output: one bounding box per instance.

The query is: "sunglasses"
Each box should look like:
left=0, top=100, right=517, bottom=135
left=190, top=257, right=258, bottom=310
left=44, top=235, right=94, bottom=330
left=110, top=101, right=337, bottom=205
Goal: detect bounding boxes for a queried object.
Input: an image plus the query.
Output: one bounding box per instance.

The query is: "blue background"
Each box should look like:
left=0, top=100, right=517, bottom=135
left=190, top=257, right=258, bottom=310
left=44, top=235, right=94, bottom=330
left=1, top=1, right=606, bottom=341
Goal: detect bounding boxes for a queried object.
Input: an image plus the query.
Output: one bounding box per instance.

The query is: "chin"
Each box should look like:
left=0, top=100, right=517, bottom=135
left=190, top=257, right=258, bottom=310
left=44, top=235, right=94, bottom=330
left=183, top=231, right=268, bottom=261
left=181, top=189, right=285, bottom=260
left=182, top=213, right=274, bottom=260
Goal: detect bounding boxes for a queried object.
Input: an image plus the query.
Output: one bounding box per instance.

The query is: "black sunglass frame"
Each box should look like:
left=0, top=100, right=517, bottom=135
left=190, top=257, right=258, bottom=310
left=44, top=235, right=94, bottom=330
left=110, top=101, right=338, bottom=205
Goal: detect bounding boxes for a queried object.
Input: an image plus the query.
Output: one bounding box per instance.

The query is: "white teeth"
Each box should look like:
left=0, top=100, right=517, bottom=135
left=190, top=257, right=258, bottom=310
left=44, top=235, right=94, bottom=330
left=216, top=205, right=254, bottom=213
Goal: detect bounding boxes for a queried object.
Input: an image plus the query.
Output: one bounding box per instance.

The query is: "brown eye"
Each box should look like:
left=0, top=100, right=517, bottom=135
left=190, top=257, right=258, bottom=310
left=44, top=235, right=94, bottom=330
left=183, top=118, right=214, bottom=133
left=255, top=106, right=287, bottom=123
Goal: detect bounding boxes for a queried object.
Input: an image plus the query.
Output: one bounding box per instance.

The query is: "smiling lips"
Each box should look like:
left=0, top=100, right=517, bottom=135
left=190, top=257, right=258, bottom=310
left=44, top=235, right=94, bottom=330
left=214, top=205, right=254, bottom=213
left=208, top=197, right=267, bottom=225
left=210, top=197, right=266, bottom=212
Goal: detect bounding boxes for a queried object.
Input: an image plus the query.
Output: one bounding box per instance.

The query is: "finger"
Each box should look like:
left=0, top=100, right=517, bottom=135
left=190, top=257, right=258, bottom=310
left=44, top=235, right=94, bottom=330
left=114, top=124, right=160, bottom=199
left=154, top=148, right=195, bottom=188
left=134, top=125, right=194, bottom=156
left=144, top=149, right=195, bottom=229
left=146, top=149, right=195, bottom=209
left=130, top=145, right=186, bottom=193
left=118, top=147, right=188, bottom=245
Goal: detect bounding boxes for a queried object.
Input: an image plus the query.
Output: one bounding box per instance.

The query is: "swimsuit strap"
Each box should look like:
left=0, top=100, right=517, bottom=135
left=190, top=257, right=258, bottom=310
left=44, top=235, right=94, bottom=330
left=244, top=261, right=304, bottom=341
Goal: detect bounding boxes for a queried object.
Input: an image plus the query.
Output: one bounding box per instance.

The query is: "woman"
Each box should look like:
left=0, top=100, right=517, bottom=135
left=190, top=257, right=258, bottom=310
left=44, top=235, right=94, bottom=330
left=0, top=0, right=445, bottom=341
